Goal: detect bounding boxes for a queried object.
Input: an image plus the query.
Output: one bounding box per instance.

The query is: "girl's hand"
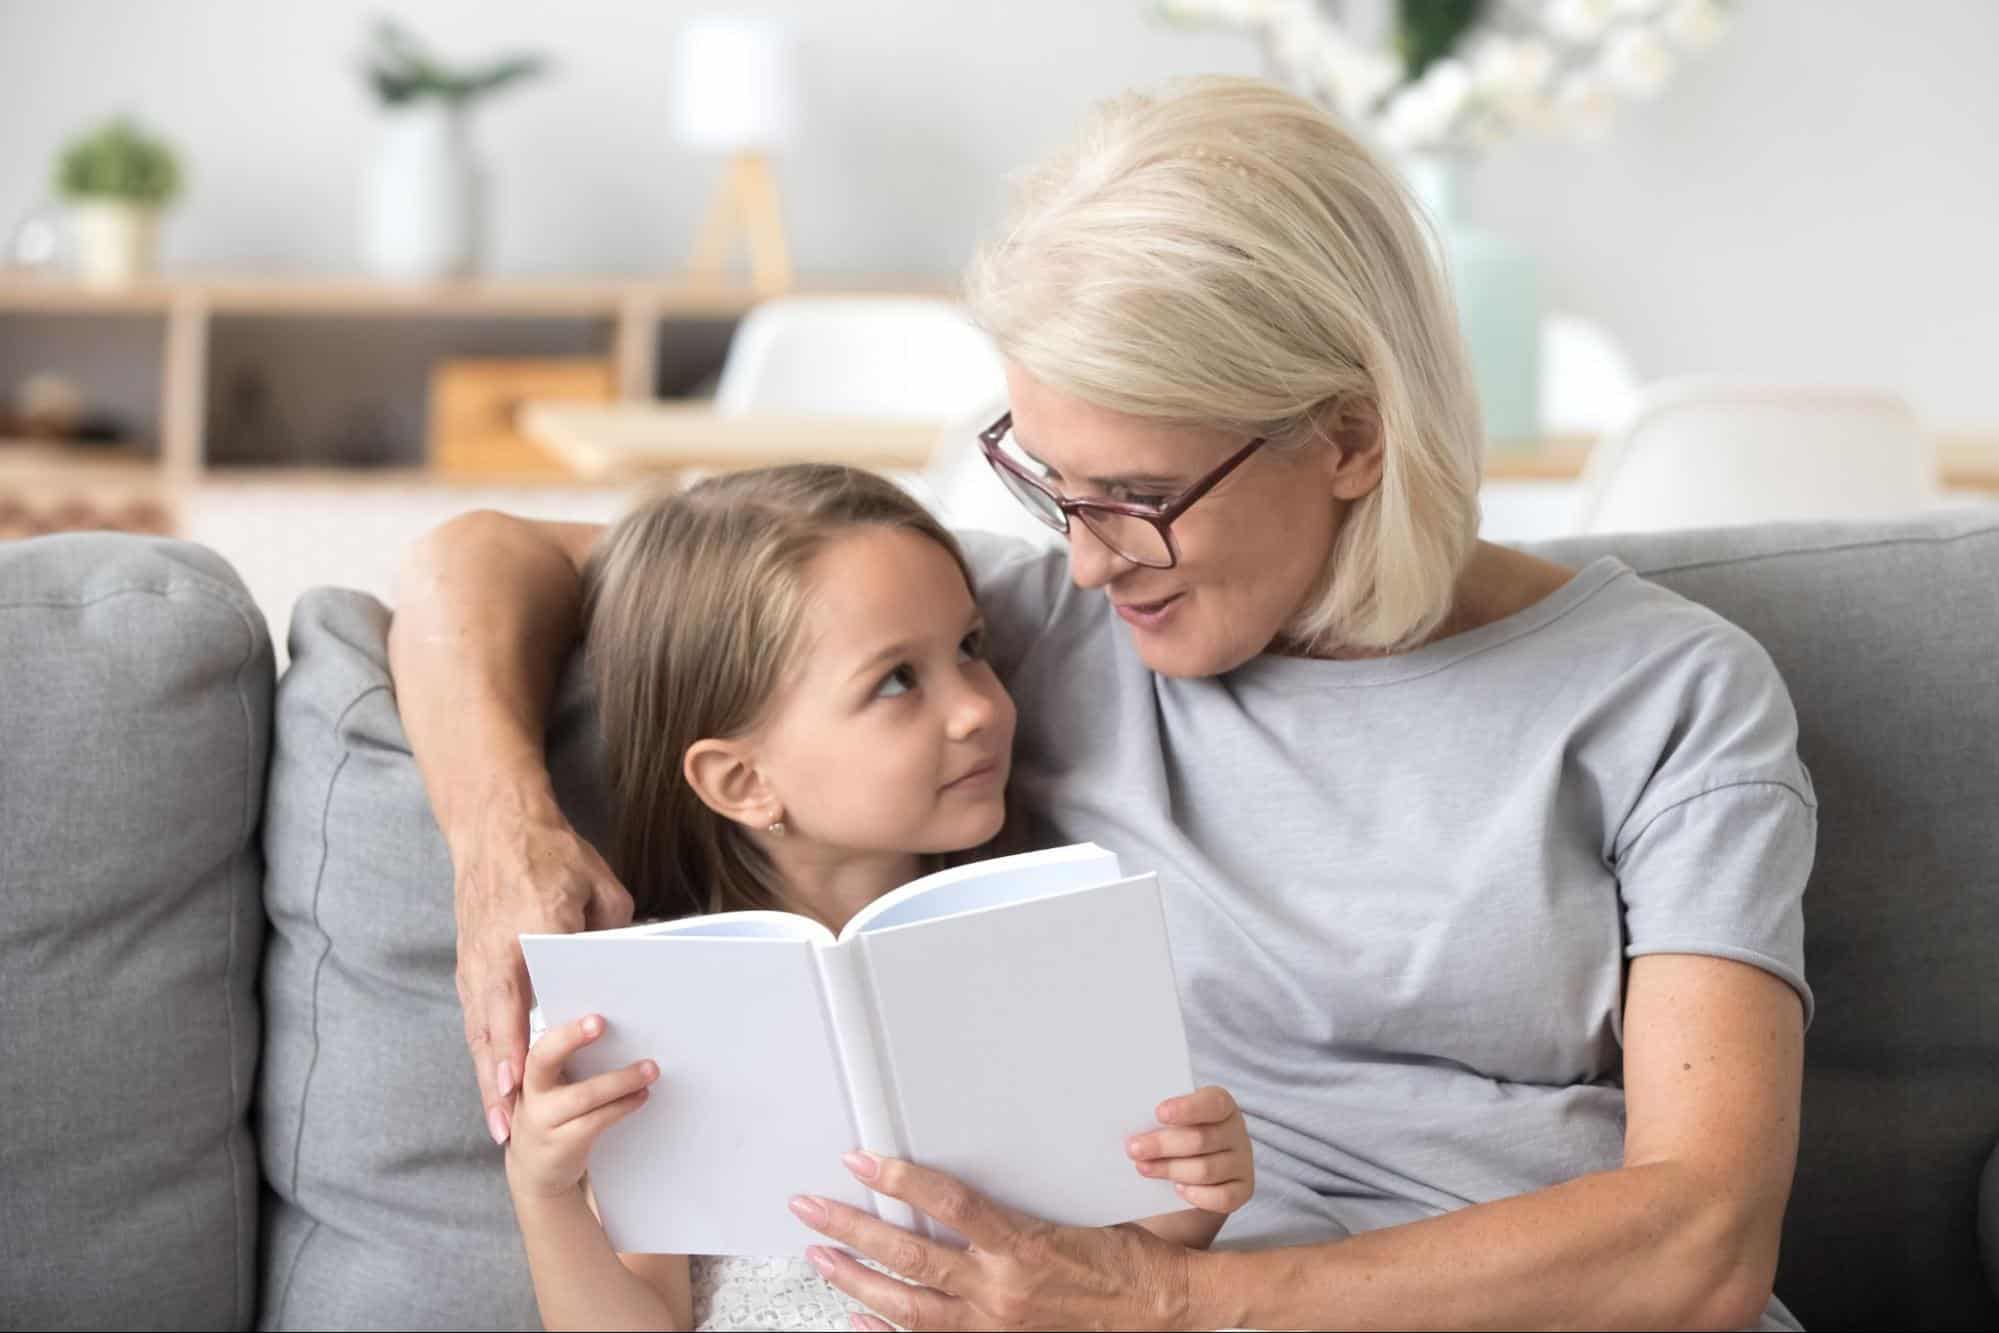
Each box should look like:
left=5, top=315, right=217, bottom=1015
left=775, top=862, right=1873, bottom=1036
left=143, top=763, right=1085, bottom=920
left=1125, top=1084, right=1255, bottom=1215
left=505, top=1013, right=659, bottom=1200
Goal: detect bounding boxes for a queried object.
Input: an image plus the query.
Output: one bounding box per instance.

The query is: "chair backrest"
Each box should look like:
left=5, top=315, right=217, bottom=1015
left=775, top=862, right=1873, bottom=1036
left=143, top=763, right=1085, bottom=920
left=1540, top=312, right=1640, bottom=437
left=714, top=296, right=1006, bottom=419
left=1574, top=380, right=1938, bottom=534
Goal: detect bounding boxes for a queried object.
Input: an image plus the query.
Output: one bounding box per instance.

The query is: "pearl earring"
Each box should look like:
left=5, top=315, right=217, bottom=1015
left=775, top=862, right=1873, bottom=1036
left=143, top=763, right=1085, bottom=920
left=767, top=814, right=787, bottom=837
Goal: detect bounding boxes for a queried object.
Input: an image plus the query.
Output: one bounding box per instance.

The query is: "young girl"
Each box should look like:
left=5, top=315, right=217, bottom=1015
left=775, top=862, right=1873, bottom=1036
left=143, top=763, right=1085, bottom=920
left=502, top=465, right=1255, bottom=1332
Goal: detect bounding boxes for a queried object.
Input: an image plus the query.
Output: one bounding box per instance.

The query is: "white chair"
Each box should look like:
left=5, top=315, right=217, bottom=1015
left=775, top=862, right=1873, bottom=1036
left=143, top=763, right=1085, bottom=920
left=1572, top=380, right=1938, bottom=534
left=714, top=296, right=1006, bottom=419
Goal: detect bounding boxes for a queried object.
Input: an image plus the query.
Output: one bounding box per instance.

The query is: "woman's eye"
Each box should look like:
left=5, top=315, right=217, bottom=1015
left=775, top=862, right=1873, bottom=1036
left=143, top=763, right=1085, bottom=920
left=875, top=664, right=918, bottom=699
left=958, top=629, right=986, bottom=661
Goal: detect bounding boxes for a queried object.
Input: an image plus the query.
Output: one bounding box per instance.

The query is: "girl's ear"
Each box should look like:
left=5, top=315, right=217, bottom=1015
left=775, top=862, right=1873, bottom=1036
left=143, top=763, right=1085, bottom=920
left=682, top=739, right=775, bottom=831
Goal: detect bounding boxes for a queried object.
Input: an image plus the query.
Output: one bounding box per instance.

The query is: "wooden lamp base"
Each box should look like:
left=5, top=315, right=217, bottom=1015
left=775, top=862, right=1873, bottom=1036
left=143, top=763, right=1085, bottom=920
left=686, top=151, right=792, bottom=295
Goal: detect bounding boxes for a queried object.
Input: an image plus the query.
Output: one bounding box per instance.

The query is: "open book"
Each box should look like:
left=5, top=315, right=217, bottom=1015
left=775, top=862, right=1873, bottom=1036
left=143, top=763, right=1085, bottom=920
left=520, top=843, right=1193, bottom=1257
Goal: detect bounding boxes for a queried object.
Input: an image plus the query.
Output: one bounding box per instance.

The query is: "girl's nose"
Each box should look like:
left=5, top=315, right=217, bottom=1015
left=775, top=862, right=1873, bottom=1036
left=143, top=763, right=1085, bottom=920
left=946, top=674, right=999, bottom=742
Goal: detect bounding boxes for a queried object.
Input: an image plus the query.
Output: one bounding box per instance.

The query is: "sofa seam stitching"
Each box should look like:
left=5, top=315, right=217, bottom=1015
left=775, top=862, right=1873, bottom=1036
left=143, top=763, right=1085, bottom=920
left=274, top=681, right=388, bottom=1327
left=222, top=591, right=264, bottom=1331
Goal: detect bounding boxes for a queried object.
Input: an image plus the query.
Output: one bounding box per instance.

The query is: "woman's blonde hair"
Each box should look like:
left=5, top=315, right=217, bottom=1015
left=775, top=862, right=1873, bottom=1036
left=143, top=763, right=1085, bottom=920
left=964, top=75, right=1483, bottom=652
left=581, top=464, right=974, bottom=923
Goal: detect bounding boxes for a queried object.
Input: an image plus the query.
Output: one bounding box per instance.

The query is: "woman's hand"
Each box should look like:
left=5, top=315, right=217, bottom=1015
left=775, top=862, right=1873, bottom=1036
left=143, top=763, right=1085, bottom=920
left=789, top=1154, right=1202, bottom=1332
left=506, top=1013, right=659, bottom=1201
left=452, top=789, right=632, bottom=1146
left=1129, top=1084, right=1255, bottom=1216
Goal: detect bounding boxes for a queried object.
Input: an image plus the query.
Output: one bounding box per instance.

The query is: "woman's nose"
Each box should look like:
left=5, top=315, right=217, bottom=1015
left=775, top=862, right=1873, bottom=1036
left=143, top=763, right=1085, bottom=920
left=1065, top=521, right=1131, bottom=590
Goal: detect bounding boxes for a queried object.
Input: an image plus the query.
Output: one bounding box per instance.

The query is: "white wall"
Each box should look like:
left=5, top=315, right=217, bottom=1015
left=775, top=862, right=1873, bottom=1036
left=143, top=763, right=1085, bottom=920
left=3, top=0, right=1996, bottom=432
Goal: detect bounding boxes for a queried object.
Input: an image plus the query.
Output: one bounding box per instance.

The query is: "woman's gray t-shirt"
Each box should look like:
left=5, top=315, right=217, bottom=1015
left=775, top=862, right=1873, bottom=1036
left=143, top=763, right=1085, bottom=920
left=965, top=535, right=1816, bottom=1328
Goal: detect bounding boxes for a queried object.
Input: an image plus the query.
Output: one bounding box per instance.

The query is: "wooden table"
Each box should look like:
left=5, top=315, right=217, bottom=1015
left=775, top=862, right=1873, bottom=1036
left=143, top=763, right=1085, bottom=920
left=520, top=402, right=948, bottom=478
left=523, top=402, right=1999, bottom=493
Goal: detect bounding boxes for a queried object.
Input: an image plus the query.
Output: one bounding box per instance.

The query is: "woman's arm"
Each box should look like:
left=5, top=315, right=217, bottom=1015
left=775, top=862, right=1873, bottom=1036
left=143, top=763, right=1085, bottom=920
left=1193, top=952, right=1804, bottom=1332
left=803, top=952, right=1804, bottom=1332
left=388, top=510, right=624, bottom=1144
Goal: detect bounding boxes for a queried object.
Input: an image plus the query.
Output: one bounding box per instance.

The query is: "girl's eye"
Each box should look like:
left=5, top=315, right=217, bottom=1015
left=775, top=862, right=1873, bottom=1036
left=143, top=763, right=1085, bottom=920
left=875, top=664, right=919, bottom=699
left=1112, top=488, right=1172, bottom=510
left=958, top=628, right=986, bottom=661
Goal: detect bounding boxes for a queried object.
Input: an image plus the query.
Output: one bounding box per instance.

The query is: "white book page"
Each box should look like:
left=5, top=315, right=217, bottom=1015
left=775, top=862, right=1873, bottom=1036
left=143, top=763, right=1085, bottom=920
left=520, top=933, right=872, bottom=1256
left=840, top=842, right=1121, bottom=939
left=856, top=872, right=1191, bottom=1233
left=550, top=910, right=832, bottom=943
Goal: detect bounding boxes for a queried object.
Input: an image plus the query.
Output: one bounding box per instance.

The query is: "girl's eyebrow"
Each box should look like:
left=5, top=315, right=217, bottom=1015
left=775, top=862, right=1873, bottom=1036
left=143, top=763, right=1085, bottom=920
left=844, top=608, right=985, bottom=685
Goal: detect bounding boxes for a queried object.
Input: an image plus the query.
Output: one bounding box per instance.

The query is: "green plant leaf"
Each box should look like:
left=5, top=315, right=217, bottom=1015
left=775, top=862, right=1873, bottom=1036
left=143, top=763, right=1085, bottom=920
left=1396, top=0, right=1485, bottom=82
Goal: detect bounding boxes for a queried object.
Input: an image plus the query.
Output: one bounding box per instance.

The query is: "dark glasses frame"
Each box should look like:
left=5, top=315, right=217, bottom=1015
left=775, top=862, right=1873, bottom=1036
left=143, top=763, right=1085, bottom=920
left=976, top=411, right=1266, bottom=569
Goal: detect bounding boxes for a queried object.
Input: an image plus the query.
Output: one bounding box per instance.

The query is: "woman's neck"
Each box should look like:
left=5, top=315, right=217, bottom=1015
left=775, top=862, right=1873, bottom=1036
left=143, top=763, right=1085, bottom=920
left=763, top=842, right=923, bottom=936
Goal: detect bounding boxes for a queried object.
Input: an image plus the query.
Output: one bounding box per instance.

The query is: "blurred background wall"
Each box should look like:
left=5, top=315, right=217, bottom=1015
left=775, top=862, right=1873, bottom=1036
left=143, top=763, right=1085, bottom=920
left=2, top=0, right=1995, bottom=430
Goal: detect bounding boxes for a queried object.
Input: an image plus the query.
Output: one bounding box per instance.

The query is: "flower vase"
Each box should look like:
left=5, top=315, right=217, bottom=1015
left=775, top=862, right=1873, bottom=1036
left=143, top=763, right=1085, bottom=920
left=1401, top=153, right=1541, bottom=448
left=363, top=102, right=484, bottom=281
left=71, top=201, right=159, bottom=285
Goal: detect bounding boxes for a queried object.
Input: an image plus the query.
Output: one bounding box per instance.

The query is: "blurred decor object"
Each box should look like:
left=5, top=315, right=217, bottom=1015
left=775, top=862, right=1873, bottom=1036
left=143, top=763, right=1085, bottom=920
left=1152, top=0, right=1738, bottom=446
left=673, top=16, right=799, bottom=294
left=1539, top=311, right=1640, bottom=437
left=53, top=117, right=182, bottom=285
left=426, top=357, right=612, bottom=479
left=1152, top=0, right=1738, bottom=151
left=12, top=374, right=85, bottom=440
left=1574, top=380, right=1937, bottom=533
left=6, top=206, right=65, bottom=273
left=0, top=441, right=175, bottom=542
left=359, top=19, right=548, bottom=281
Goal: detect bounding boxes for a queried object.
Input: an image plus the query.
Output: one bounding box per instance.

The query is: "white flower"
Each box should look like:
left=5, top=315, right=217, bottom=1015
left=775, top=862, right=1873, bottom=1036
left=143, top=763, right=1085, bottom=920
left=1600, top=25, right=1676, bottom=97
left=1662, top=0, right=1730, bottom=50
left=1552, top=70, right=1617, bottom=140
left=1374, top=58, right=1475, bottom=149
left=1543, top=0, right=1617, bottom=42
left=1473, top=35, right=1555, bottom=107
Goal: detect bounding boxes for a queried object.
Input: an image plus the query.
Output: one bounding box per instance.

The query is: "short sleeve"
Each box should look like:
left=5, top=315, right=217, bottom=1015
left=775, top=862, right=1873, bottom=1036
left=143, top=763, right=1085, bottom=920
left=1611, top=622, right=1819, bottom=1026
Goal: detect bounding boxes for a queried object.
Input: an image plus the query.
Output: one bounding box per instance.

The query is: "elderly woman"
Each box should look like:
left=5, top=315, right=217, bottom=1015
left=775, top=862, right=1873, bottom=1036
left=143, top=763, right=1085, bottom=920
left=392, top=77, right=1812, bottom=1330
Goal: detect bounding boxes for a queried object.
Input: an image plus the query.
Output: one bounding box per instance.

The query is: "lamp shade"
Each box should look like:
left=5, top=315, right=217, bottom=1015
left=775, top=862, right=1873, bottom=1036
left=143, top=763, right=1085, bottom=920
left=670, top=15, right=798, bottom=153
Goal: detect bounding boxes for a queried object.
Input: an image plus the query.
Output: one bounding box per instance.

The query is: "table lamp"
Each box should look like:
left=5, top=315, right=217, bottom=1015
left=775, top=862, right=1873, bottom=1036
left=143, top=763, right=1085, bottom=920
left=672, top=15, right=798, bottom=294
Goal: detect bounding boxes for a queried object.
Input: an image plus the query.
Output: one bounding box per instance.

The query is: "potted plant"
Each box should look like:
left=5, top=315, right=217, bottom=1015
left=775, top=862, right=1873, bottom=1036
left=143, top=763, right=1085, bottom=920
left=359, top=19, right=547, bottom=281
left=54, top=118, right=182, bottom=285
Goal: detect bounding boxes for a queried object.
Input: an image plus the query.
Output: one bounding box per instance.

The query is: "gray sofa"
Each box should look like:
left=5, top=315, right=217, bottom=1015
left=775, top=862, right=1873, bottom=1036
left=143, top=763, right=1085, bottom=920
left=3, top=511, right=1997, bottom=1332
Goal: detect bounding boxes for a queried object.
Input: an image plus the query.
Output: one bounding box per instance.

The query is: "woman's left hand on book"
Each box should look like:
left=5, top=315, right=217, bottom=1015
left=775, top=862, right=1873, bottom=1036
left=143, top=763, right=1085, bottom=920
left=789, top=1154, right=1198, bottom=1331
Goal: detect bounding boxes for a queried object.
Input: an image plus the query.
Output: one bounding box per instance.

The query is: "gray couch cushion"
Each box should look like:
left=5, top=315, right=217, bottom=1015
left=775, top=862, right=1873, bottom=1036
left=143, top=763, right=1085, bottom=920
left=258, top=587, right=607, bottom=1332
left=0, top=533, right=271, bottom=1332
left=1530, top=509, right=1999, bottom=1331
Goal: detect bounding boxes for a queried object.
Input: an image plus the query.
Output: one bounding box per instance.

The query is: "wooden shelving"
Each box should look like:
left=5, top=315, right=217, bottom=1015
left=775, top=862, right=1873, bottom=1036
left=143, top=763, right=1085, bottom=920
left=0, top=271, right=950, bottom=484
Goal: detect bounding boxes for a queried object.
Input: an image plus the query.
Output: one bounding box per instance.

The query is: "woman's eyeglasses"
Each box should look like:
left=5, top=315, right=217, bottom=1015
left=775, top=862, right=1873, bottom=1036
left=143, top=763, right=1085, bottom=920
left=976, top=412, right=1265, bottom=570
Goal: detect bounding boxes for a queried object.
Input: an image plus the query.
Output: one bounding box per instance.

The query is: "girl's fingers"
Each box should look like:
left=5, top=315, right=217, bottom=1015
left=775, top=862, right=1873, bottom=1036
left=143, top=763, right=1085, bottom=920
left=1127, top=1123, right=1230, bottom=1161
left=1155, top=1084, right=1237, bottom=1126
left=1173, top=1179, right=1254, bottom=1214
left=556, top=1082, right=652, bottom=1144
left=541, top=1060, right=660, bottom=1127
left=1134, top=1147, right=1245, bottom=1187
left=522, top=1014, right=607, bottom=1094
